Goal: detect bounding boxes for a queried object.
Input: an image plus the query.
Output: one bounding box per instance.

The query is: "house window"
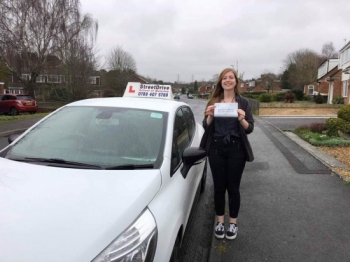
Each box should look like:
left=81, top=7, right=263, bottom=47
left=36, top=75, right=45, bottom=83
left=21, top=74, right=30, bottom=81
left=308, top=85, right=314, bottom=95
left=342, top=80, right=349, bottom=97
left=47, top=75, right=64, bottom=83
left=340, top=48, right=350, bottom=66
left=89, top=76, right=100, bottom=85
left=240, top=83, right=244, bottom=88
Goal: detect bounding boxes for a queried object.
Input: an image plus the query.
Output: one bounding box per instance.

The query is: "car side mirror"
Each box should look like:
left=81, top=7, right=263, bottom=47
left=8, top=134, right=20, bottom=144
left=181, top=147, right=207, bottom=178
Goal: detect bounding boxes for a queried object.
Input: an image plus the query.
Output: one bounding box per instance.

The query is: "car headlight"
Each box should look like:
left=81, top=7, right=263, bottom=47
left=92, top=209, right=157, bottom=262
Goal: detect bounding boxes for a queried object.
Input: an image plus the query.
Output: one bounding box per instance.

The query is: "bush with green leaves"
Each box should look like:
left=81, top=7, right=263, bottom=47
left=326, top=117, right=350, bottom=137
left=337, top=103, right=350, bottom=122
left=332, top=96, right=344, bottom=104
left=49, top=88, right=69, bottom=101
left=272, top=92, right=285, bottom=102
left=291, top=89, right=304, bottom=101
left=294, top=128, right=350, bottom=147
left=258, top=93, right=272, bottom=102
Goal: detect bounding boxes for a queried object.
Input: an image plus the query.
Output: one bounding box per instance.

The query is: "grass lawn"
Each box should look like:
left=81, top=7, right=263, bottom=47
left=0, top=113, right=50, bottom=123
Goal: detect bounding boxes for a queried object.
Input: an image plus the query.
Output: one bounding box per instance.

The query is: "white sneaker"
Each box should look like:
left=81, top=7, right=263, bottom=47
left=226, top=223, right=238, bottom=240
left=214, top=222, right=225, bottom=239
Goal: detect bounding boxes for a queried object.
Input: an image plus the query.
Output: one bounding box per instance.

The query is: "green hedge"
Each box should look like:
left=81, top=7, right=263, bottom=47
left=337, top=104, right=350, bottom=122
left=258, top=93, right=272, bottom=102
left=326, top=117, right=350, bottom=137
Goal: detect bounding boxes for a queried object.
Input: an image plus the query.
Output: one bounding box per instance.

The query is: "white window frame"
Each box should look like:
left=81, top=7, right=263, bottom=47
left=308, top=85, right=314, bottom=95
left=88, top=76, right=100, bottom=85
left=342, top=80, right=349, bottom=97
left=36, top=75, right=46, bottom=83
left=21, top=74, right=30, bottom=81
left=340, top=48, right=350, bottom=66
left=47, top=75, right=64, bottom=83
left=240, top=83, right=244, bottom=88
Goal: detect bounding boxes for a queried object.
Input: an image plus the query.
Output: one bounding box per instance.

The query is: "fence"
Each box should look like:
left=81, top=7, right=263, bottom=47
left=247, top=98, right=259, bottom=115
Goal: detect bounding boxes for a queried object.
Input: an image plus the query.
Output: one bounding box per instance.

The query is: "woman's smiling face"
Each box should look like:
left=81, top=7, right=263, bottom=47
left=221, top=71, right=236, bottom=91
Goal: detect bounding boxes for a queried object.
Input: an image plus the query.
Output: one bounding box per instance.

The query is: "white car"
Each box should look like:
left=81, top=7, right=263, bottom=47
left=0, top=83, right=207, bottom=262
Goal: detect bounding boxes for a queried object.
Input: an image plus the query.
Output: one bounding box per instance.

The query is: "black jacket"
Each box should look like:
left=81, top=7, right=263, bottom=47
left=200, top=95, right=255, bottom=162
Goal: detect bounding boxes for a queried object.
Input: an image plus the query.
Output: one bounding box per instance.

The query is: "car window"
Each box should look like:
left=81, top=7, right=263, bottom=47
left=182, top=107, right=195, bottom=140
left=171, top=108, right=191, bottom=174
left=16, top=95, right=33, bottom=100
left=4, top=106, right=167, bottom=169
left=3, top=95, right=14, bottom=101
left=0, top=95, right=3, bottom=101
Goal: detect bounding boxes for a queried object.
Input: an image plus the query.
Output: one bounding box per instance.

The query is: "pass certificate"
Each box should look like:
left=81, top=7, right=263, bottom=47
left=214, top=103, right=238, bottom=117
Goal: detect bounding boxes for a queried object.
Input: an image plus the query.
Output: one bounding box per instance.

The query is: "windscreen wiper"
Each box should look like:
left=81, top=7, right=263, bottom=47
left=105, top=164, right=154, bottom=170
left=18, top=157, right=104, bottom=169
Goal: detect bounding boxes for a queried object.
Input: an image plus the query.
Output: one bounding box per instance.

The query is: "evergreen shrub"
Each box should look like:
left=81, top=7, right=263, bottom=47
left=259, top=93, right=272, bottom=102
left=332, top=96, right=344, bottom=104
left=272, top=92, right=285, bottom=102
left=337, top=104, right=350, bottom=122
left=291, top=89, right=304, bottom=100
left=326, top=117, right=350, bottom=137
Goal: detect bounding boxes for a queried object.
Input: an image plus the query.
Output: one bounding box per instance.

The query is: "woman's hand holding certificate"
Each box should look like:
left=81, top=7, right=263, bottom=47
left=214, top=103, right=238, bottom=117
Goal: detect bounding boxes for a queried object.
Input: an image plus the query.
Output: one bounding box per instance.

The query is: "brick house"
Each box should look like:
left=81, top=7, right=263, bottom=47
left=339, top=41, right=350, bottom=104
left=198, top=83, right=215, bottom=99
left=246, top=78, right=281, bottom=93
left=238, top=81, right=249, bottom=93
left=304, top=59, right=342, bottom=104
left=197, top=79, right=249, bottom=99
left=2, top=70, right=102, bottom=97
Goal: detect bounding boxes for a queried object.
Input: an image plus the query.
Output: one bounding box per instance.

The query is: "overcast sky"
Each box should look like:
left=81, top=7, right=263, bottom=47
left=80, top=0, right=350, bottom=83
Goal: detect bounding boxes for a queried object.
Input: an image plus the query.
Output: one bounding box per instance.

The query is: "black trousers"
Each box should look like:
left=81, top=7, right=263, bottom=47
left=208, top=136, right=246, bottom=218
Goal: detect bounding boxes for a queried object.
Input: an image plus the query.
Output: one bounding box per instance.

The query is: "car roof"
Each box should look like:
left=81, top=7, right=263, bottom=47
left=66, top=97, right=188, bottom=113
left=5, top=93, right=22, bottom=96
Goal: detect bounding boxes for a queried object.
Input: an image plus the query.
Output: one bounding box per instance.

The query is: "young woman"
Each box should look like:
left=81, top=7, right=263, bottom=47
left=200, top=68, right=254, bottom=240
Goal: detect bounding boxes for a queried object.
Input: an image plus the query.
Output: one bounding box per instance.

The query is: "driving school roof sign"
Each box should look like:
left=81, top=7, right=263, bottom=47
left=123, top=82, right=173, bottom=99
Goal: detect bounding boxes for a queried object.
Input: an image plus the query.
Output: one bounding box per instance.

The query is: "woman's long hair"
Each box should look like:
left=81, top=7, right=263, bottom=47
left=204, top=68, right=240, bottom=113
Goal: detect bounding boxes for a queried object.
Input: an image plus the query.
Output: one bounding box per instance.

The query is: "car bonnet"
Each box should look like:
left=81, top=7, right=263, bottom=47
left=0, top=158, right=161, bottom=262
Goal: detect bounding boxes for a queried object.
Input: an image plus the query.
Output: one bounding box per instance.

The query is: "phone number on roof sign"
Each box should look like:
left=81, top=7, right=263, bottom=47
left=138, top=92, right=169, bottom=97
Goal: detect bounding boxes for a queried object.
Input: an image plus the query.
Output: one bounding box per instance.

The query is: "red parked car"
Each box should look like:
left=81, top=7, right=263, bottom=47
left=0, top=94, right=38, bottom=115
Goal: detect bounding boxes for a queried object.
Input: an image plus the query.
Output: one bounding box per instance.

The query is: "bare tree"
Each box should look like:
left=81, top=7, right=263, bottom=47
left=321, top=42, right=338, bottom=59
left=283, top=48, right=322, bottom=89
left=106, top=46, right=137, bottom=72
left=0, top=0, right=98, bottom=98
left=210, top=74, right=219, bottom=83
left=260, top=71, right=277, bottom=93
left=105, top=46, right=137, bottom=95
left=55, top=37, right=99, bottom=101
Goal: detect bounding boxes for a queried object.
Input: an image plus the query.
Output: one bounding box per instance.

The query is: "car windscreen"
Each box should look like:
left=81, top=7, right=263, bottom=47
left=4, top=106, right=167, bottom=169
left=16, top=95, right=33, bottom=100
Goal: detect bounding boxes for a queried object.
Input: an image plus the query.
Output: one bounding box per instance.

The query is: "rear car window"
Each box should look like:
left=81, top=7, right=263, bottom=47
left=16, top=95, right=33, bottom=100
